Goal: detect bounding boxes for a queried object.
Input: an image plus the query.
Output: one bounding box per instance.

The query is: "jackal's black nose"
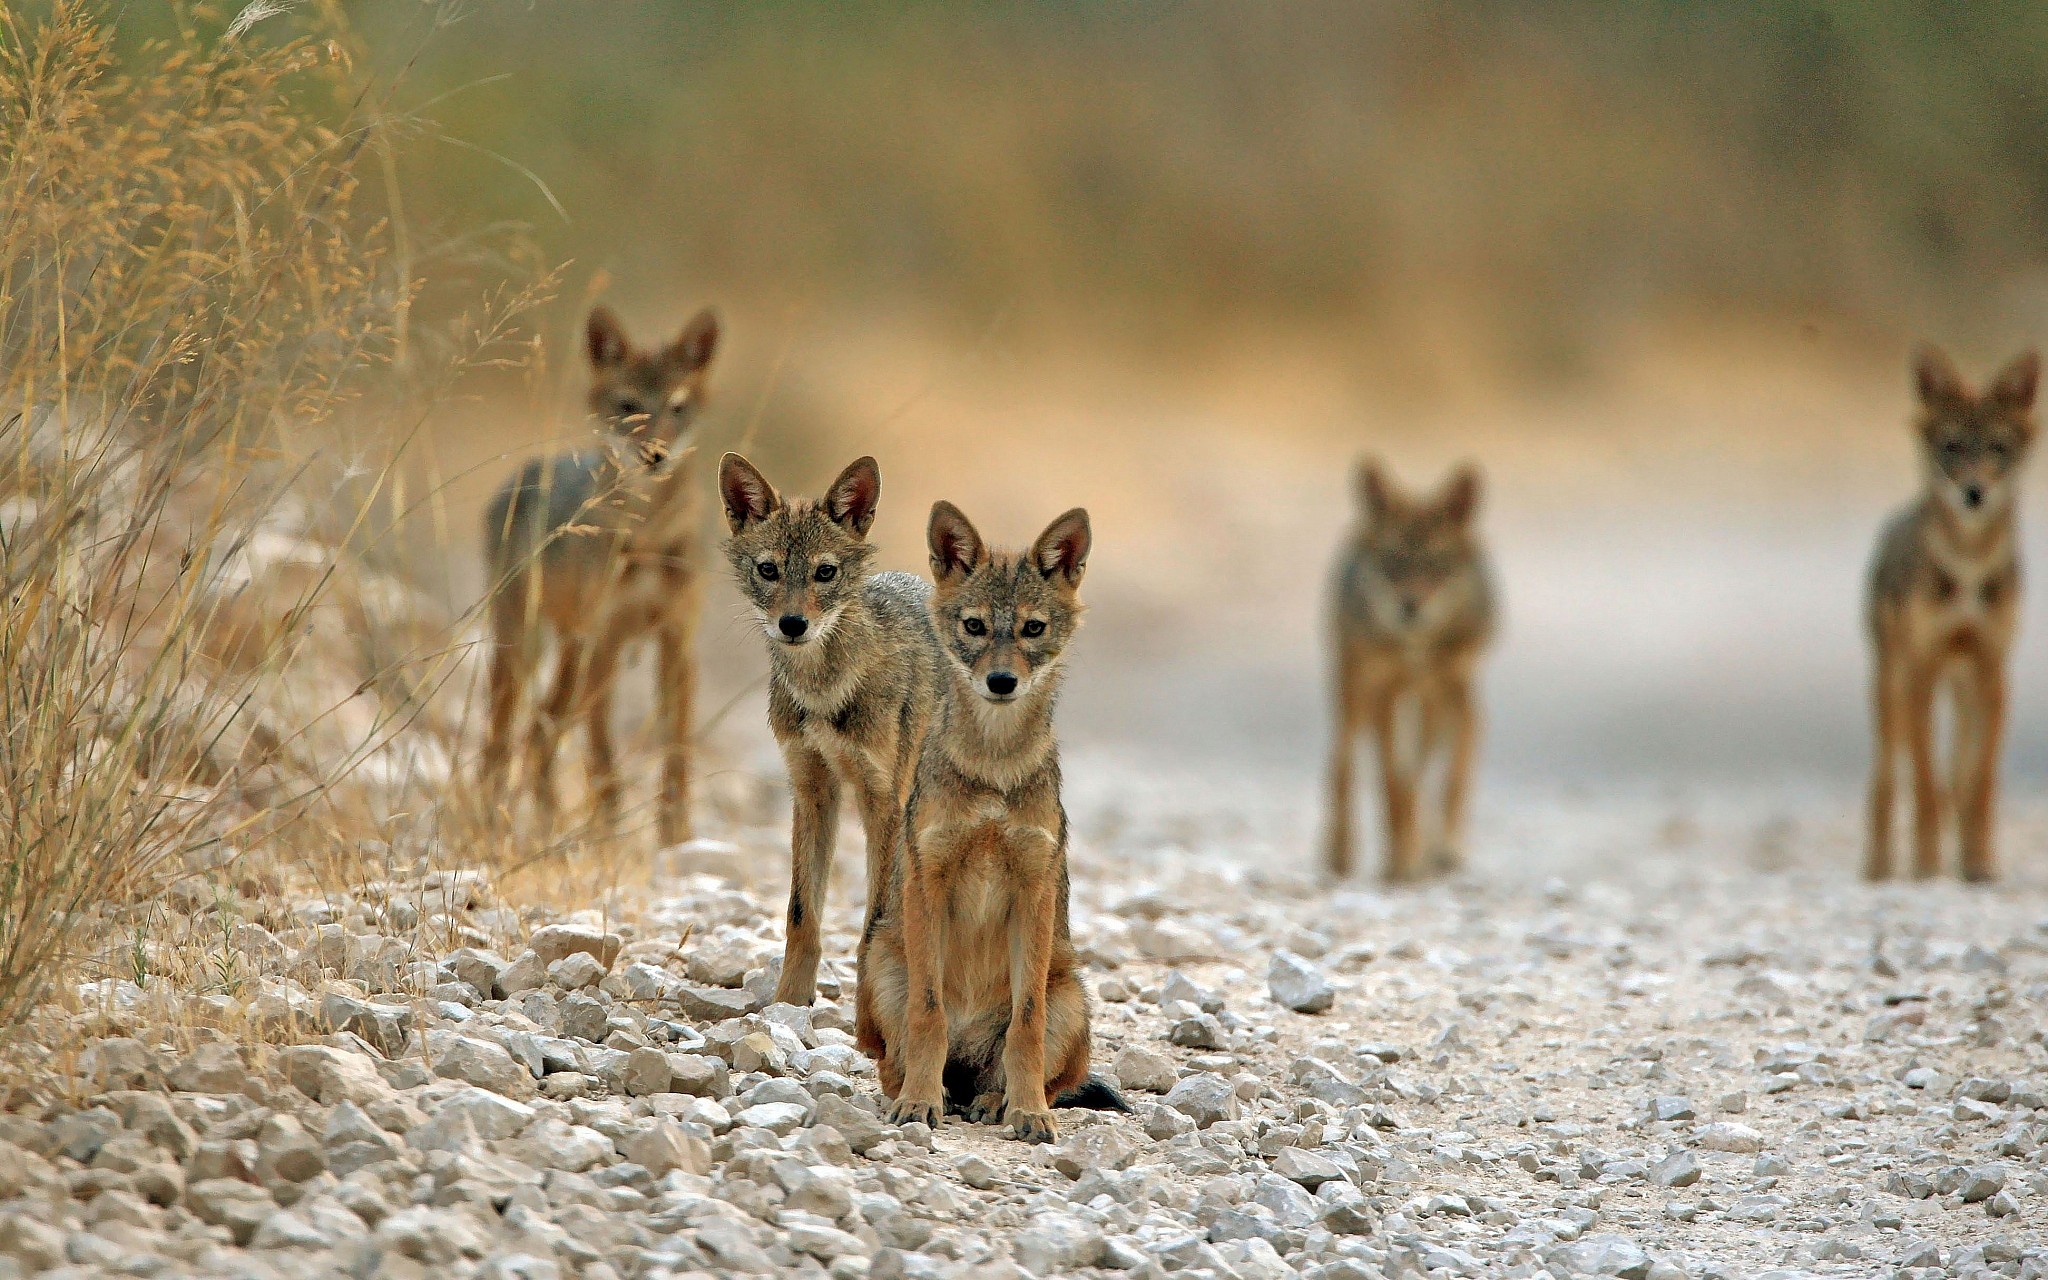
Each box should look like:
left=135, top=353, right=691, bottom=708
left=986, top=672, right=1018, bottom=697
left=1963, top=485, right=1985, bottom=509
left=778, top=615, right=809, bottom=639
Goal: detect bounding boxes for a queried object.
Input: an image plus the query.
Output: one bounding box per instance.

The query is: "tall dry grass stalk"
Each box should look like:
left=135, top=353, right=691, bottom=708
left=0, top=1, right=551, bottom=1035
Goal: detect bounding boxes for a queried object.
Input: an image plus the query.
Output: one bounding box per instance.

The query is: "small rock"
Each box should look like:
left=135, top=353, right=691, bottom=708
left=1651, top=1150, right=1699, bottom=1188
left=1693, top=1122, right=1763, bottom=1153
left=732, top=1102, right=809, bottom=1135
left=498, top=951, right=549, bottom=996
left=1959, top=1164, right=2008, bottom=1203
left=1547, top=1234, right=1651, bottom=1280
left=954, top=1153, right=1000, bottom=1189
left=527, top=924, right=621, bottom=971
left=426, top=1031, right=536, bottom=1099
left=1268, top=951, right=1335, bottom=1013
left=186, top=1177, right=276, bottom=1245
left=1114, top=1045, right=1179, bottom=1094
left=621, top=1120, right=711, bottom=1176
left=681, top=985, right=758, bottom=1023
left=619, top=1046, right=672, bottom=1097
left=1163, top=1072, right=1239, bottom=1128
left=1647, top=1096, right=1695, bottom=1122
left=548, top=952, right=607, bottom=990
left=1272, top=1147, right=1346, bottom=1188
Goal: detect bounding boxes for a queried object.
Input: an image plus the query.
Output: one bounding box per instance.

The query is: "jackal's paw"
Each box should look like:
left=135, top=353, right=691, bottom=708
left=1961, top=865, right=1998, bottom=885
left=965, top=1092, right=1007, bottom=1125
left=1426, top=844, right=1464, bottom=874
left=887, top=1096, right=941, bottom=1128
left=1007, top=1106, right=1058, bottom=1144
left=770, top=976, right=817, bottom=1007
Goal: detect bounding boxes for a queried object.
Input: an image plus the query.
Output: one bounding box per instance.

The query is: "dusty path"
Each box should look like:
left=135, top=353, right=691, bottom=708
left=2, top=761, right=2042, bottom=1279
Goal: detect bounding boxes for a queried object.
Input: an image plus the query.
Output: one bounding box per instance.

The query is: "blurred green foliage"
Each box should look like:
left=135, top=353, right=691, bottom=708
left=81, top=2, right=2048, bottom=365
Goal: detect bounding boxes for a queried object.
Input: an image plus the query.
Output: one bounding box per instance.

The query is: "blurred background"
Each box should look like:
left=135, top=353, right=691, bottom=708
left=271, top=3, right=2048, bottom=829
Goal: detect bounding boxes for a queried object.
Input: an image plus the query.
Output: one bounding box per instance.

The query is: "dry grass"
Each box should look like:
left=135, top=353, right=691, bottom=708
left=0, top=1, right=584, bottom=1055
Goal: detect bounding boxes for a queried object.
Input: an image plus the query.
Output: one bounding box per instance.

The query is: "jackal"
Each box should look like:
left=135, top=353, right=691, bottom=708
left=1866, top=344, right=2037, bottom=883
left=717, top=453, right=944, bottom=1018
left=865, top=502, right=1126, bottom=1143
left=480, top=306, right=720, bottom=844
left=1325, top=461, right=1496, bottom=882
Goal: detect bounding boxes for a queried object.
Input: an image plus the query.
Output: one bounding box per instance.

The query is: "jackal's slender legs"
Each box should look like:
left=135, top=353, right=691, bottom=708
left=1001, top=873, right=1059, bottom=1143
left=1436, top=675, right=1479, bottom=873
left=480, top=618, right=531, bottom=826
left=578, top=629, right=624, bottom=834
left=656, top=625, right=695, bottom=846
left=527, top=638, right=585, bottom=831
left=773, top=747, right=840, bottom=1007
left=1866, top=656, right=1903, bottom=881
left=1374, top=694, right=1420, bottom=883
left=1957, top=653, right=2007, bottom=883
left=1325, top=660, right=1364, bottom=879
left=889, top=854, right=950, bottom=1127
left=1904, top=660, right=1943, bottom=879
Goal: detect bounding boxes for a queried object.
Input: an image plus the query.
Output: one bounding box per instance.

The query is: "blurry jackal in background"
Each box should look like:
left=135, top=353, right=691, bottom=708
left=1866, top=345, right=2037, bottom=883
left=1326, top=462, right=1497, bottom=883
left=479, top=306, right=721, bottom=845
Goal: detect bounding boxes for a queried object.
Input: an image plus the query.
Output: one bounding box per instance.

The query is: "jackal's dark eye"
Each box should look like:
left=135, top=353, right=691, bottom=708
left=1943, top=439, right=1965, bottom=458
left=616, top=398, right=642, bottom=419
left=756, top=561, right=779, bottom=581
left=962, top=617, right=987, bottom=636
left=1021, top=619, right=1046, bottom=638
left=813, top=563, right=838, bottom=583
left=1989, top=440, right=2009, bottom=460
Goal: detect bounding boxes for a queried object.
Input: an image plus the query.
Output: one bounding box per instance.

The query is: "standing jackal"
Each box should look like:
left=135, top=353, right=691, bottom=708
left=1325, top=461, right=1496, bottom=882
left=1866, top=344, right=2038, bottom=883
left=717, top=454, right=944, bottom=1017
left=866, top=502, right=1126, bottom=1143
left=480, top=306, right=720, bottom=844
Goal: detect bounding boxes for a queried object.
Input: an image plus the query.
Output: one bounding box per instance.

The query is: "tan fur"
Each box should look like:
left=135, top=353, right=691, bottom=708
left=1325, top=461, right=1496, bottom=882
left=1866, top=344, right=2038, bottom=883
left=865, top=503, right=1096, bottom=1143
left=718, top=454, right=944, bottom=1025
left=480, top=306, right=720, bottom=844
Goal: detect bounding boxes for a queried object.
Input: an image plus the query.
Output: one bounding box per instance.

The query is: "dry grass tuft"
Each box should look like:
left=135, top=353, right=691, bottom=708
left=0, top=1, right=558, bottom=1044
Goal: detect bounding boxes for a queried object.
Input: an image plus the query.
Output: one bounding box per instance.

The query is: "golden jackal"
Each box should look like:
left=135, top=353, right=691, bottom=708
left=1866, top=344, right=2037, bottom=883
left=717, top=454, right=944, bottom=1019
left=480, top=306, right=720, bottom=844
left=865, top=502, right=1126, bottom=1143
left=1325, top=461, right=1496, bottom=882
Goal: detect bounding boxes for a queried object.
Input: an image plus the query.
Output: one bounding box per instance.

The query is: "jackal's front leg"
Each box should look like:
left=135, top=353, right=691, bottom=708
left=1373, top=698, right=1420, bottom=883
left=888, top=858, right=948, bottom=1128
left=1432, top=675, right=1479, bottom=874
left=773, top=748, right=840, bottom=1007
left=1865, top=658, right=1902, bottom=881
left=1957, top=652, right=2008, bottom=884
left=655, top=626, right=695, bottom=847
left=1904, top=662, right=1943, bottom=879
left=1001, top=872, right=1059, bottom=1143
left=850, top=775, right=904, bottom=1051
left=1325, top=659, right=1366, bottom=879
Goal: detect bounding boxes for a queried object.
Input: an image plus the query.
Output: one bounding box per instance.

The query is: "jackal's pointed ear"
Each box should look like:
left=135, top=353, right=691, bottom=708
left=823, top=456, right=881, bottom=538
left=927, top=501, right=987, bottom=582
left=1438, top=464, right=1482, bottom=526
left=1989, top=349, right=2041, bottom=412
left=718, top=453, right=779, bottom=532
left=1031, top=507, right=1092, bottom=587
left=1913, top=343, right=1967, bottom=408
left=587, top=305, right=631, bottom=369
left=667, top=308, right=720, bottom=373
left=1354, top=458, right=1395, bottom=525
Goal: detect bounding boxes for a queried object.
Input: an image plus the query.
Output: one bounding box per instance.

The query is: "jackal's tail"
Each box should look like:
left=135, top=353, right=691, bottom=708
left=1056, top=1074, right=1132, bottom=1112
